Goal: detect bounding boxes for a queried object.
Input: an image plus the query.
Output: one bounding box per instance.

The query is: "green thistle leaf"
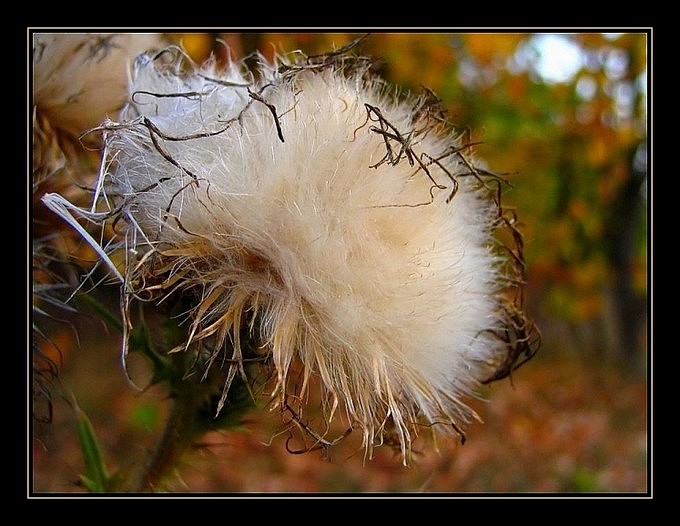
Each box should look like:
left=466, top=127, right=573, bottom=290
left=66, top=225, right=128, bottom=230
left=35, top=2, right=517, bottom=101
left=74, top=400, right=111, bottom=493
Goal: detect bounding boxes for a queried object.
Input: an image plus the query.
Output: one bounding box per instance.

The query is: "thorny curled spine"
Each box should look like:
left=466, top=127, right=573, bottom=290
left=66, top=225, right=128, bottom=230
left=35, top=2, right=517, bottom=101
left=480, top=209, right=542, bottom=385
left=282, top=401, right=354, bottom=458
left=78, top=39, right=539, bottom=455
left=32, top=240, right=79, bottom=424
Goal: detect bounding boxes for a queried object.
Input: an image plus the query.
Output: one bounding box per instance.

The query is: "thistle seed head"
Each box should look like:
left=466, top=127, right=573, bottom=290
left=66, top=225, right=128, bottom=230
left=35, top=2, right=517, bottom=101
left=43, top=42, right=539, bottom=461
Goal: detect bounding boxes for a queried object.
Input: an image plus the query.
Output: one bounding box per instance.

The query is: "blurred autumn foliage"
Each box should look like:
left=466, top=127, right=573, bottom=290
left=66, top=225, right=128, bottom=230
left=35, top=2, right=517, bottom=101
left=32, top=32, right=649, bottom=494
left=171, top=32, right=648, bottom=363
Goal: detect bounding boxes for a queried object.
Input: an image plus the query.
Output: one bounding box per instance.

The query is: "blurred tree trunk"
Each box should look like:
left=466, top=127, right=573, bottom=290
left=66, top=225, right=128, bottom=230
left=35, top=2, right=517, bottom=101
left=602, top=144, right=647, bottom=365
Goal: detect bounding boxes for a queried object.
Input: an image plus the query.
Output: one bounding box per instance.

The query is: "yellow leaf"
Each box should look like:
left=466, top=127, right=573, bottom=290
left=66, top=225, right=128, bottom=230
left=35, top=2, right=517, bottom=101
left=176, top=33, right=213, bottom=63
left=588, top=135, right=610, bottom=165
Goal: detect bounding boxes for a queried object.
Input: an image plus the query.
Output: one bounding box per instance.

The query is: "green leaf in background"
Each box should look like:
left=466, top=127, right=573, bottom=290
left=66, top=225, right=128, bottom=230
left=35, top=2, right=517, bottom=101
left=73, top=397, right=111, bottom=493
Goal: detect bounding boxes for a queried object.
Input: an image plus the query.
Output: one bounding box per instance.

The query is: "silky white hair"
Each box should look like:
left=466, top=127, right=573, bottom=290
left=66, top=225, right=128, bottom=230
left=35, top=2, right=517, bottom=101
left=44, top=44, right=531, bottom=461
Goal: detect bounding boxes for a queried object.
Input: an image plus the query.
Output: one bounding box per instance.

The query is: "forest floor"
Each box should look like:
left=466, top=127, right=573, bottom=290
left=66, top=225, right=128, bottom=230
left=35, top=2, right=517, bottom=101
left=31, top=322, right=649, bottom=495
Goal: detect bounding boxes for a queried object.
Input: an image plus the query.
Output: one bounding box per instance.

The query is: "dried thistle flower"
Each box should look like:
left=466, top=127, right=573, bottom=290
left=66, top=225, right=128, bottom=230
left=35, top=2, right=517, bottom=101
left=33, top=33, right=164, bottom=139
left=43, top=42, right=538, bottom=462
left=32, top=33, right=165, bottom=423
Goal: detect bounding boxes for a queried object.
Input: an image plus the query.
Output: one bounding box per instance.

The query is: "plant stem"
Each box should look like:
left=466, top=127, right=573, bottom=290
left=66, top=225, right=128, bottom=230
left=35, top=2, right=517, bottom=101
left=131, top=395, right=197, bottom=492
left=129, top=344, right=255, bottom=492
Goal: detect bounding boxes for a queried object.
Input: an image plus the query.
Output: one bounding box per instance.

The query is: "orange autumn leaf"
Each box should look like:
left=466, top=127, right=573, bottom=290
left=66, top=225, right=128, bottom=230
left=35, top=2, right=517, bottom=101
left=464, top=33, right=524, bottom=64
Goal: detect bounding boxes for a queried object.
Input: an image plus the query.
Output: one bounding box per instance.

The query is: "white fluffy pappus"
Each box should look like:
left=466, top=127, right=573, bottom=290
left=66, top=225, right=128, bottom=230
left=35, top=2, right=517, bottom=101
left=43, top=45, right=536, bottom=461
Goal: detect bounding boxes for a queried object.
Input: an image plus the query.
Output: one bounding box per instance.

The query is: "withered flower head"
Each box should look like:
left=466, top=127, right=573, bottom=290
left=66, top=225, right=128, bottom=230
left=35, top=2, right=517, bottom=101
left=43, top=41, right=538, bottom=461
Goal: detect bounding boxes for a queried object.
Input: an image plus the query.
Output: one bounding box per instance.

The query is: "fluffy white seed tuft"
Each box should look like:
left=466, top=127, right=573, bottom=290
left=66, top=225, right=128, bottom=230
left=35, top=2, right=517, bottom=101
left=44, top=45, right=535, bottom=461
